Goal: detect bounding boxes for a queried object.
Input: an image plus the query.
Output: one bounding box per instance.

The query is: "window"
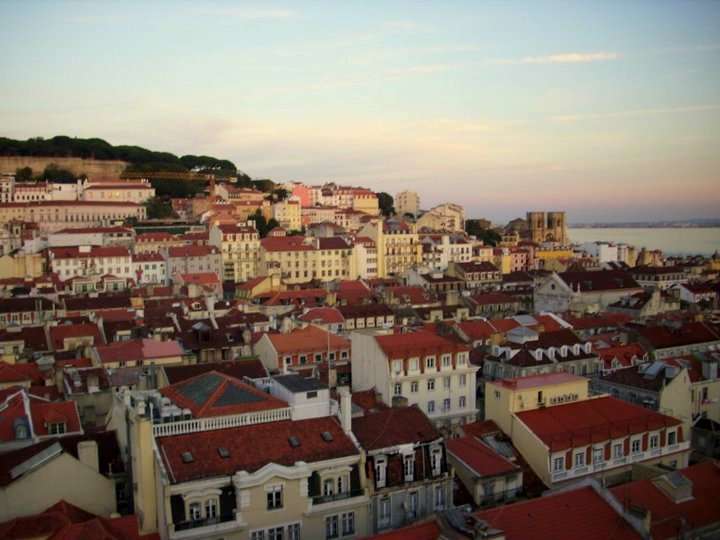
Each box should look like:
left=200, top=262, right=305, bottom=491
left=392, top=360, right=403, bottom=374
left=410, top=381, right=419, bottom=393
left=408, top=491, right=418, bottom=517
left=404, top=456, right=415, bottom=481
left=494, top=390, right=501, bottom=400
left=434, top=485, right=445, bottom=510
left=427, top=378, right=435, bottom=391
left=379, top=497, right=391, bottom=524
left=650, top=435, right=659, bottom=449
left=613, top=443, right=623, bottom=459
left=409, top=358, right=419, bottom=371
left=426, top=357, right=435, bottom=369
left=443, top=376, right=451, bottom=389
left=441, top=354, right=451, bottom=367
left=668, top=431, right=677, bottom=445
left=575, top=452, right=585, bottom=467
left=268, top=526, right=284, bottom=540
left=299, top=355, right=307, bottom=365
left=267, top=486, right=283, bottom=510
left=459, top=374, right=467, bottom=387
left=553, top=456, right=564, bottom=471
left=459, top=396, right=466, bottom=408
left=394, top=383, right=402, bottom=396
left=375, top=458, right=387, bottom=488
left=204, top=498, right=218, bottom=519
left=631, top=439, right=641, bottom=454
left=48, top=422, right=66, bottom=435
left=342, top=511, right=355, bottom=535
left=593, top=447, right=604, bottom=464
left=427, top=400, right=435, bottom=413
left=443, top=398, right=451, bottom=411
left=324, top=478, right=335, bottom=497
left=189, top=502, right=202, bottom=521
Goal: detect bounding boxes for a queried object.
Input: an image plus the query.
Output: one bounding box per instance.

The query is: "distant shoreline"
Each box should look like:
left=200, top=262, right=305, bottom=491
left=570, top=223, right=720, bottom=229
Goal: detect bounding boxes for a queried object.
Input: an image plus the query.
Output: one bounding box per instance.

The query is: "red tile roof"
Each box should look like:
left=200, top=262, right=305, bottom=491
left=132, top=252, right=165, bottom=262
left=386, top=286, right=433, bottom=305
left=462, top=419, right=502, bottom=439
left=298, top=307, right=345, bottom=324
left=636, top=322, right=719, bottom=349
left=351, top=389, right=389, bottom=414
left=179, top=272, right=219, bottom=285
left=266, top=325, right=350, bottom=355
left=594, top=343, right=647, bottom=370
left=493, top=372, right=587, bottom=390
left=0, top=361, right=44, bottom=385
left=49, top=246, right=130, bottom=259
left=516, top=396, right=682, bottom=452
left=610, top=462, right=720, bottom=539
left=447, top=436, right=518, bottom=476
left=476, top=485, right=642, bottom=540
left=260, top=236, right=315, bottom=252
left=160, top=370, right=287, bottom=418
left=30, top=399, right=83, bottom=437
left=157, top=416, right=358, bottom=483
left=559, top=270, right=642, bottom=292
left=375, top=330, right=470, bottom=359
left=94, top=339, right=183, bottom=364
left=49, top=323, right=104, bottom=350
left=364, top=520, right=441, bottom=540
left=352, top=406, right=440, bottom=450
left=167, top=245, right=218, bottom=257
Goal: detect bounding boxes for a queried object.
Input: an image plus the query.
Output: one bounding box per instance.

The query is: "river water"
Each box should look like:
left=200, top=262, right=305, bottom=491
left=568, top=228, right=720, bottom=256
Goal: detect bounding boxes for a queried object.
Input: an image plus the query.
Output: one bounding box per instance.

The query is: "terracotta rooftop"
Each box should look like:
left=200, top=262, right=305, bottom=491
left=157, top=416, right=358, bottom=483
left=516, top=395, right=682, bottom=452
left=375, top=330, right=470, bottom=359
left=94, top=338, right=183, bottom=364
left=476, top=485, right=642, bottom=540
left=266, top=326, right=350, bottom=354
left=352, top=406, right=440, bottom=451
left=447, top=436, right=519, bottom=477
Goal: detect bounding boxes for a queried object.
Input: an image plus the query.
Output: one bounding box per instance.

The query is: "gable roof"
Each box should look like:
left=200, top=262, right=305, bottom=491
left=558, top=270, right=641, bottom=292
left=266, top=326, right=350, bottom=355
left=162, top=360, right=267, bottom=385
left=94, top=339, right=183, bottom=364
left=160, top=370, right=287, bottom=418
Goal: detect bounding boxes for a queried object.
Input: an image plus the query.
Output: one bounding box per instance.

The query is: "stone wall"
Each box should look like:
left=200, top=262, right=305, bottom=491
left=0, top=156, right=128, bottom=180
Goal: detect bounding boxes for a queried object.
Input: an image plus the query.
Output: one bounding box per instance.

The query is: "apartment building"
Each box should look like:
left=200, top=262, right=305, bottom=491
left=117, top=371, right=369, bottom=538
left=272, top=199, right=302, bottom=231
left=352, top=406, right=452, bottom=534
left=447, top=261, right=502, bottom=290
left=134, top=232, right=185, bottom=254
left=395, top=190, right=419, bottom=217
left=351, top=329, right=477, bottom=433
left=165, top=245, right=222, bottom=283
left=48, top=226, right=135, bottom=248
left=259, top=236, right=354, bottom=285
left=255, top=325, right=351, bottom=374
left=0, top=201, right=146, bottom=232
left=48, top=245, right=133, bottom=282
left=132, top=252, right=167, bottom=285
left=80, top=179, right=155, bottom=203
left=485, top=373, right=690, bottom=488
left=209, top=222, right=261, bottom=282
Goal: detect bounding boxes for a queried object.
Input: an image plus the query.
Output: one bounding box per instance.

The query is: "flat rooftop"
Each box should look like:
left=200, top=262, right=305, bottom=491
left=492, top=372, right=587, bottom=390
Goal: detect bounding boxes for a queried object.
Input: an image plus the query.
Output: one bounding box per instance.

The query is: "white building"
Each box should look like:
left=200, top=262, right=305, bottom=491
left=351, top=329, right=478, bottom=434
left=48, top=245, right=133, bottom=282
left=132, top=252, right=167, bottom=285
left=580, top=241, right=619, bottom=264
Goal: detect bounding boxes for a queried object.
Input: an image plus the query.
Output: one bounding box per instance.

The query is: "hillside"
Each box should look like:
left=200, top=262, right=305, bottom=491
left=0, top=135, right=240, bottom=177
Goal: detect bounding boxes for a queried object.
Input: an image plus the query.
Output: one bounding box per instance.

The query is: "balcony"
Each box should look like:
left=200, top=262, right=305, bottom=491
left=171, top=514, right=240, bottom=539
left=312, top=488, right=364, bottom=505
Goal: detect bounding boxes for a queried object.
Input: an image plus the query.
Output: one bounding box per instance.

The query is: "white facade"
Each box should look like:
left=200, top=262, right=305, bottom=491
left=580, top=242, right=619, bottom=263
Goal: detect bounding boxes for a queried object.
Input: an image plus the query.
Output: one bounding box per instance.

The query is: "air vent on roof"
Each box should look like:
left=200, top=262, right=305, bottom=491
left=181, top=451, right=194, bottom=463
left=217, top=447, right=230, bottom=458
left=288, top=436, right=301, bottom=448
left=321, top=431, right=334, bottom=442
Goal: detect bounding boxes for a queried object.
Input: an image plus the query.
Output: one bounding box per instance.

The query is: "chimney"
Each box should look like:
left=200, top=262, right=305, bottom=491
left=77, top=440, right=99, bottom=473
left=338, top=387, right=352, bottom=433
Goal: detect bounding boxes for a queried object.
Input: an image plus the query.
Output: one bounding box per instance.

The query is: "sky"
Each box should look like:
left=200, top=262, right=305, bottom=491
left=1, top=1, right=719, bottom=224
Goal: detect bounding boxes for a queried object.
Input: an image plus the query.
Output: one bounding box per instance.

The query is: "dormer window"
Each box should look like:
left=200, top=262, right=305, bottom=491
left=426, top=357, right=436, bottom=369
left=375, top=457, right=387, bottom=488
left=48, top=422, right=66, bottom=435
left=441, top=354, right=451, bottom=368
left=14, top=422, right=29, bottom=440
left=431, top=447, right=443, bottom=476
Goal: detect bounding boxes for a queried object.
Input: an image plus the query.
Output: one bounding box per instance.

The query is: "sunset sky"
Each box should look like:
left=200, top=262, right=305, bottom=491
left=1, top=1, right=719, bottom=223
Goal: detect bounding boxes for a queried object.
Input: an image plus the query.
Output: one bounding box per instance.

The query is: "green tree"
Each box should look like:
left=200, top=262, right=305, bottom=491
left=377, top=192, right=394, bottom=217
left=272, top=188, right=289, bottom=201
left=15, top=166, right=33, bottom=182
left=41, top=163, right=75, bottom=183
left=144, top=198, right=176, bottom=219
left=465, top=219, right=501, bottom=246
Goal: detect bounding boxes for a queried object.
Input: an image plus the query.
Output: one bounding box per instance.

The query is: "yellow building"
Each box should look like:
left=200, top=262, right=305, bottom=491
left=259, top=236, right=354, bottom=285
left=485, top=372, right=690, bottom=488
left=209, top=222, right=261, bottom=282
left=359, top=218, right=422, bottom=278
left=272, top=199, right=302, bottom=231
left=0, top=253, right=44, bottom=280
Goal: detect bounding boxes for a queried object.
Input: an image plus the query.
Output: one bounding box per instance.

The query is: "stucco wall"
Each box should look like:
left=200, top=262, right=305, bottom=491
left=0, top=451, right=116, bottom=520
